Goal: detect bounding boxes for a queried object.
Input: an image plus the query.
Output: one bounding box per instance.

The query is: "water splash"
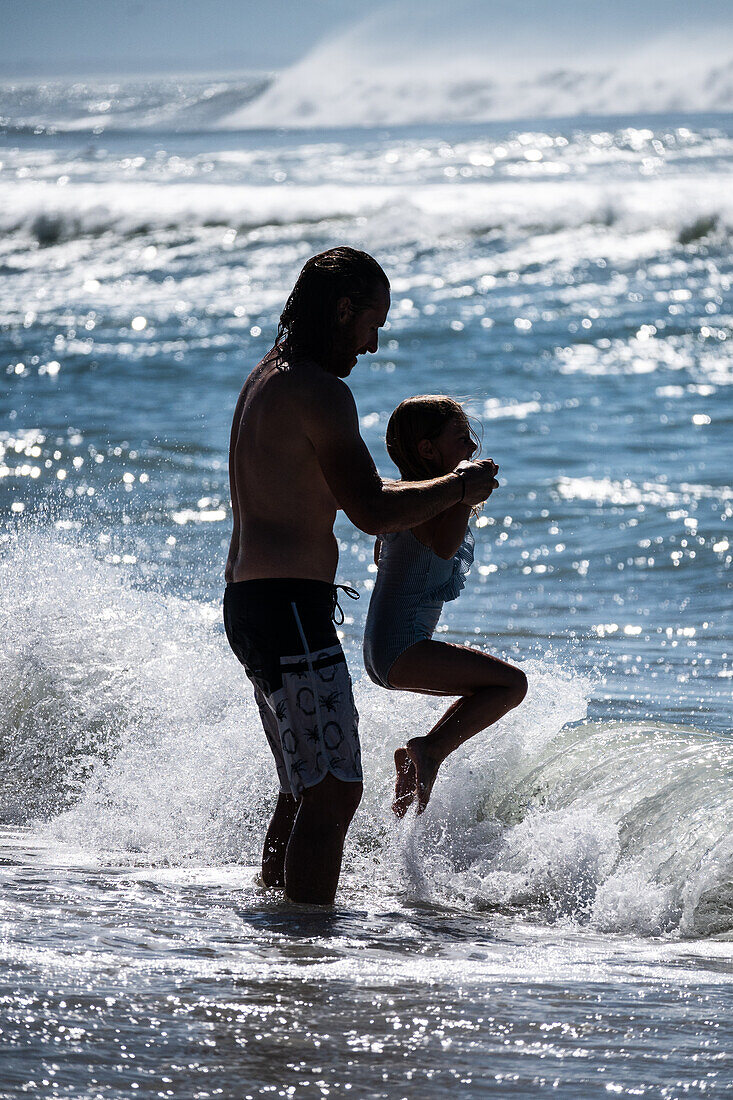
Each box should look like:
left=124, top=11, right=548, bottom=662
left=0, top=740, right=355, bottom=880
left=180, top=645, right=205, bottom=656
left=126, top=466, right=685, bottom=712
left=222, top=1, right=733, bottom=129
left=1, top=529, right=731, bottom=937
left=2, top=3, right=732, bottom=135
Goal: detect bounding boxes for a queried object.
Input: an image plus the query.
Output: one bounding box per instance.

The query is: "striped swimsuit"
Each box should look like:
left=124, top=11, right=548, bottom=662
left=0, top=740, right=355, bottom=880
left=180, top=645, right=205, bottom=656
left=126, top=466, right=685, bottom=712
left=363, top=526, right=475, bottom=689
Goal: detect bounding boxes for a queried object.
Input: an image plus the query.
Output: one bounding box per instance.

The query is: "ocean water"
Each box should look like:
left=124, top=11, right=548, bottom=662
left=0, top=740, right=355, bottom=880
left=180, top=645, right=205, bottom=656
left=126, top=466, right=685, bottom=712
left=1, top=74, right=732, bottom=1097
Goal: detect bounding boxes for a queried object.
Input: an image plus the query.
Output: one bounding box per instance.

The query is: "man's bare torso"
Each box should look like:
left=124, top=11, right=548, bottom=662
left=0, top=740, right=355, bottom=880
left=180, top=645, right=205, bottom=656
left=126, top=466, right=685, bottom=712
left=226, top=352, right=340, bottom=583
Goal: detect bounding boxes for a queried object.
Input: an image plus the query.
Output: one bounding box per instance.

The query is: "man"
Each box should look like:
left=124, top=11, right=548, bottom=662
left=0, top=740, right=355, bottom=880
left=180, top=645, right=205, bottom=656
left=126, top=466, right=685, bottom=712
left=224, top=247, right=498, bottom=905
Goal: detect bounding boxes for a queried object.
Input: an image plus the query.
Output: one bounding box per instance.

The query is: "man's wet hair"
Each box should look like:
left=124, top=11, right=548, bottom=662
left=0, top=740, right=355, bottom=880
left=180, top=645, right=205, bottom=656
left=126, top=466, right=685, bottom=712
left=275, top=247, right=389, bottom=365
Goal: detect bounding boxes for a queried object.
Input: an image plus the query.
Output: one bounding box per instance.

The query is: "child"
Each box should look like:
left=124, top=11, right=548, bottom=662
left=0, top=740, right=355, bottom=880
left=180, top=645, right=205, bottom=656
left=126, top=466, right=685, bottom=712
left=363, top=395, right=527, bottom=817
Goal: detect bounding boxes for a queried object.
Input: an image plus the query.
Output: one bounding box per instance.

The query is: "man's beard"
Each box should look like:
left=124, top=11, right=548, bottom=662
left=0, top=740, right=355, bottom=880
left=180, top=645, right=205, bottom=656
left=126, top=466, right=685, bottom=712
left=332, top=357, right=356, bottom=378
left=329, top=331, right=359, bottom=377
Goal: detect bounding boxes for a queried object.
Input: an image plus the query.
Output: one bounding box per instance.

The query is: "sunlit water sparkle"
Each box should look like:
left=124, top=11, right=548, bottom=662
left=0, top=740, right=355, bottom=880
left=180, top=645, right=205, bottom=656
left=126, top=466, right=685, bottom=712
left=0, top=79, right=732, bottom=1096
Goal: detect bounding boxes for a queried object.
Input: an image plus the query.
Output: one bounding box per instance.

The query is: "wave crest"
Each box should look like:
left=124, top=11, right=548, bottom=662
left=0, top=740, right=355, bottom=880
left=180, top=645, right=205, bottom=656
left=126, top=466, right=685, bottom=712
left=1, top=530, right=729, bottom=938
left=221, top=2, right=733, bottom=129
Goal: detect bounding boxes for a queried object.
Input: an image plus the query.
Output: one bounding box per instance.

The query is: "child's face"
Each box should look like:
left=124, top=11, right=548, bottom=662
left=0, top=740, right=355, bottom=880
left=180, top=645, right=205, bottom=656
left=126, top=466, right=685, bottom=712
left=427, top=416, right=477, bottom=473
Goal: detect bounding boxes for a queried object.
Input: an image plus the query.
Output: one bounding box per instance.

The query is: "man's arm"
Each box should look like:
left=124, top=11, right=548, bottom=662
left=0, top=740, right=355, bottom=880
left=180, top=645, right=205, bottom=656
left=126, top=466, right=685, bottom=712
left=305, top=375, right=497, bottom=535
left=225, top=389, right=245, bottom=581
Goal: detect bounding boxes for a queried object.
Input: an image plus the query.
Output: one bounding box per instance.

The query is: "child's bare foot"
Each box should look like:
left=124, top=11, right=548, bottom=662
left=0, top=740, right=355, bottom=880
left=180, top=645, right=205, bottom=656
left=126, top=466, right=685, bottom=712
left=405, top=736, right=442, bottom=814
left=392, top=748, right=417, bottom=817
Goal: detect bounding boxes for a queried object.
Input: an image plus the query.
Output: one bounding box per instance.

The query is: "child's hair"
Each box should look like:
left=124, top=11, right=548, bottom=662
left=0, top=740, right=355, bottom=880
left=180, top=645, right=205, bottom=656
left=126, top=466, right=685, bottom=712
left=386, top=394, right=481, bottom=481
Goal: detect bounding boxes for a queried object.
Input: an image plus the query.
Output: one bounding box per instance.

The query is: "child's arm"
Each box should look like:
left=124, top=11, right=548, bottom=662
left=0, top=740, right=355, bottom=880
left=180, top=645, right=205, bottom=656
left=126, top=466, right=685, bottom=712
left=413, top=502, right=472, bottom=560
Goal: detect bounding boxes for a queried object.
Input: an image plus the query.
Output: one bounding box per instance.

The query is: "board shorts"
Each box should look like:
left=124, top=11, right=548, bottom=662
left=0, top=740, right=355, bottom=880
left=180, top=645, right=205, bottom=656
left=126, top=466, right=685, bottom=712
left=223, top=579, right=362, bottom=800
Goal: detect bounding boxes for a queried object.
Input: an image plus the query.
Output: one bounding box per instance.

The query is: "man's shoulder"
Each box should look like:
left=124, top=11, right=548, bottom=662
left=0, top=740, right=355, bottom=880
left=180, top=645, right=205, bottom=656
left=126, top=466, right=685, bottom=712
left=274, top=357, right=355, bottom=411
left=239, top=352, right=354, bottom=429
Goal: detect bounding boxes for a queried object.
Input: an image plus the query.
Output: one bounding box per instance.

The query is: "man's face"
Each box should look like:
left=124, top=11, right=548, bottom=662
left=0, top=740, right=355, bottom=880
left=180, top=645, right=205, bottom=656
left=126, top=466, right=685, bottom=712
left=330, top=285, right=390, bottom=377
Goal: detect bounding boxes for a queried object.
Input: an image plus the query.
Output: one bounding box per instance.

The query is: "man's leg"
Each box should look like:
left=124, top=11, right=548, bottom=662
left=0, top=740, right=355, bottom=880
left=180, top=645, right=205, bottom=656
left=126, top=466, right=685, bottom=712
left=250, top=686, right=300, bottom=887
left=261, top=791, right=299, bottom=887
left=284, top=773, right=363, bottom=905
left=271, top=595, right=363, bottom=905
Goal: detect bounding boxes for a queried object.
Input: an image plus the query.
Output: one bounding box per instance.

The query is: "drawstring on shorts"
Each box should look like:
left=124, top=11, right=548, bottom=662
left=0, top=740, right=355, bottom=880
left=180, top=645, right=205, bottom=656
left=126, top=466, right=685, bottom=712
left=332, top=584, right=360, bottom=625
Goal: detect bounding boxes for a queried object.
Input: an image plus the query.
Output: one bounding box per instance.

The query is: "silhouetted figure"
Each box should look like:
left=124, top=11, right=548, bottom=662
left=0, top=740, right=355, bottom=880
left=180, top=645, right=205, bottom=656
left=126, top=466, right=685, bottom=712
left=223, top=247, right=498, bottom=904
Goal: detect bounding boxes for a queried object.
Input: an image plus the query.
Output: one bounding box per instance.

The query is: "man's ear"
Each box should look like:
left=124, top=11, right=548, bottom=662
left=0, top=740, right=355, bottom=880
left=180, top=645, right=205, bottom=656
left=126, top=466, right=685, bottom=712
left=335, top=296, right=352, bottom=324
left=417, top=438, right=436, bottom=462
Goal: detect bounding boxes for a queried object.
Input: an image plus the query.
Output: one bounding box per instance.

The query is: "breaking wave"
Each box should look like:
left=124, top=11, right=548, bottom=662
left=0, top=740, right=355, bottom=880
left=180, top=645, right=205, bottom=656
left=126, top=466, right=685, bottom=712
left=1, top=529, right=731, bottom=939
left=224, top=18, right=733, bottom=131
left=2, top=172, right=733, bottom=252
left=2, top=2, right=732, bottom=133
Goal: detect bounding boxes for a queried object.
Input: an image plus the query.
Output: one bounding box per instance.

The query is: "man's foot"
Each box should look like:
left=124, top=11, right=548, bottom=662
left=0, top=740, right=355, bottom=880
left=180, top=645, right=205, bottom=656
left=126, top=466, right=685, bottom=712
left=392, top=747, right=417, bottom=817
left=405, top=736, right=441, bottom=815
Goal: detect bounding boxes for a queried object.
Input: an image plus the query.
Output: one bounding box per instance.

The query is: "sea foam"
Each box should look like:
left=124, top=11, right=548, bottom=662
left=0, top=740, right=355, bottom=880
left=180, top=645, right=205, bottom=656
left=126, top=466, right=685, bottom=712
left=221, top=1, right=733, bottom=129
left=3, top=172, right=732, bottom=252
left=1, top=2, right=732, bottom=135
left=1, top=529, right=731, bottom=937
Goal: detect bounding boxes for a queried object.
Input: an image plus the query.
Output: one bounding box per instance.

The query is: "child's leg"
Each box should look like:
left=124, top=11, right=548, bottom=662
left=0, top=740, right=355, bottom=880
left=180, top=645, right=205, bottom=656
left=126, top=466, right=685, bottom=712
left=389, top=640, right=527, bottom=816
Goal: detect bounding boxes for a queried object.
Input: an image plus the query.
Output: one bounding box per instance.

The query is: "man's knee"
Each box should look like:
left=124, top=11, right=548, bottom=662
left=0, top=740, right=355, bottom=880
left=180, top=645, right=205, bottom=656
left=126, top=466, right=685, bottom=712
left=340, top=779, right=363, bottom=821
left=301, top=772, right=363, bottom=825
left=274, top=791, right=299, bottom=821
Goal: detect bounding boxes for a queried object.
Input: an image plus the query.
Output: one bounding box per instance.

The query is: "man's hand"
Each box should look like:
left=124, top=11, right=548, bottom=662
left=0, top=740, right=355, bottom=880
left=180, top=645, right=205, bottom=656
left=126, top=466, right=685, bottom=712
left=304, top=370, right=501, bottom=532
left=455, top=458, right=499, bottom=506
